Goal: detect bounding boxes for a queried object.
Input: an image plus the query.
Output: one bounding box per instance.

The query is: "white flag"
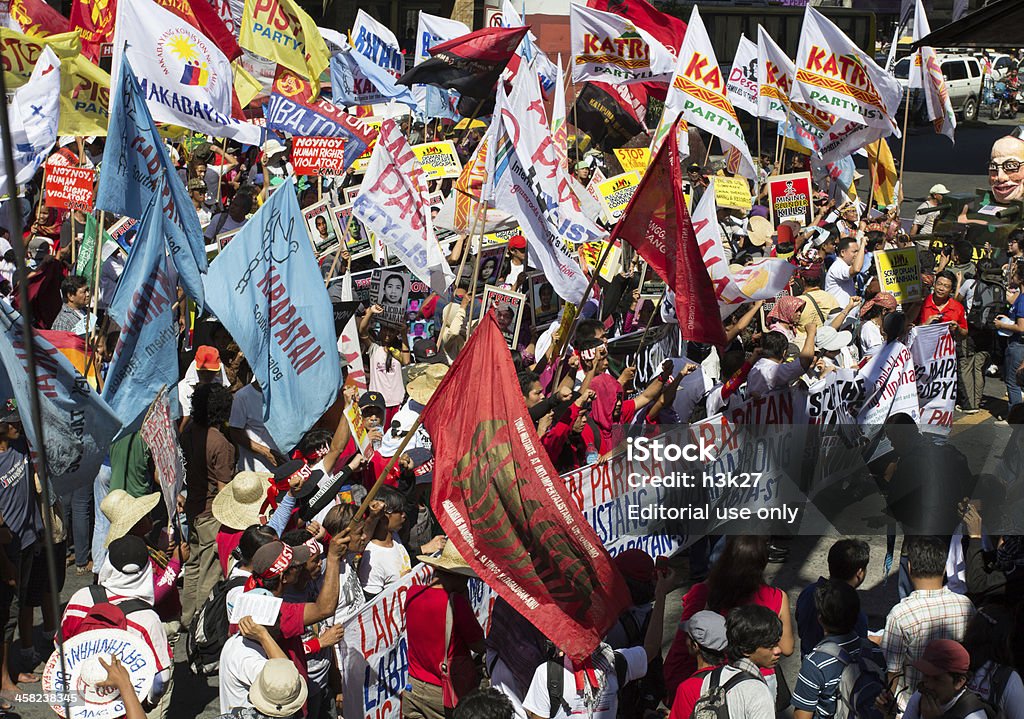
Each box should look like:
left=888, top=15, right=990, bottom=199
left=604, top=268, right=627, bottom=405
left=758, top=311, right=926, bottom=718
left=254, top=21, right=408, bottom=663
left=570, top=3, right=676, bottom=85
left=727, top=34, right=760, bottom=117
left=353, top=120, right=455, bottom=294
left=911, top=0, right=955, bottom=143
left=661, top=6, right=757, bottom=178
left=112, top=0, right=263, bottom=144
left=757, top=28, right=795, bottom=123
left=413, top=12, right=469, bottom=118
left=352, top=9, right=404, bottom=80
left=5, top=47, right=59, bottom=188
left=792, top=7, right=903, bottom=133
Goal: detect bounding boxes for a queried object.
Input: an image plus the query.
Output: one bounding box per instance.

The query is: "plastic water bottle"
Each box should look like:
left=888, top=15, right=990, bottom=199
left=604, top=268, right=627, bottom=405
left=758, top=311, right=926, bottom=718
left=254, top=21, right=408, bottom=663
left=586, top=442, right=599, bottom=466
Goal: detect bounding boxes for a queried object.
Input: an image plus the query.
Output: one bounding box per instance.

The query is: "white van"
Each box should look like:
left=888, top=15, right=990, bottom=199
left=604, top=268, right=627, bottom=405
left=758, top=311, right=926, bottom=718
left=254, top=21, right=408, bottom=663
left=893, top=52, right=984, bottom=121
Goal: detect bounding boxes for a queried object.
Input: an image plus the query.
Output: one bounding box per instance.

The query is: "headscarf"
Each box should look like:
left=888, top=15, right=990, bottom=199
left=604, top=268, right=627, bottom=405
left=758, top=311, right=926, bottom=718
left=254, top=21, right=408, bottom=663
left=766, top=296, right=807, bottom=339
left=862, top=291, right=898, bottom=315
left=589, top=373, right=623, bottom=432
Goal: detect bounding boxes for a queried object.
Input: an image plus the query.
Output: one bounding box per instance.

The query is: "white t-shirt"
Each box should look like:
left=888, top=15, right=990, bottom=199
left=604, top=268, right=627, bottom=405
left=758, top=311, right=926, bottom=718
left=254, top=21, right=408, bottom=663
left=367, top=343, right=406, bottom=408
left=914, top=201, right=937, bottom=234
left=218, top=633, right=268, bottom=713
left=860, top=321, right=884, bottom=359
left=357, top=536, right=411, bottom=596
left=696, top=664, right=775, bottom=718
left=824, top=256, right=856, bottom=306
left=334, top=558, right=367, bottom=625
left=968, top=661, right=1024, bottom=719
left=747, top=358, right=805, bottom=397
left=228, top=383, right=278, bottom=472
left=504, top=262, right=524, bottom=290
left=522, top=646, right=647, bottom=719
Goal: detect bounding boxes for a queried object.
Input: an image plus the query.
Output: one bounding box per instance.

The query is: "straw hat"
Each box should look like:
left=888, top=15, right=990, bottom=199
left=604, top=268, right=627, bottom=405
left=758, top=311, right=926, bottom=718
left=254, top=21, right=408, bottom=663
left=100, top=490, right=160, bottom=548
left=407, top=364, right=448, bottom=405
left=747, top=216, right=773, bottom=247
left=212, top=471, right=273, bottom=530
left=249, top=659, right=308, bottom=717
left=418, top=540, right=476, bottom=578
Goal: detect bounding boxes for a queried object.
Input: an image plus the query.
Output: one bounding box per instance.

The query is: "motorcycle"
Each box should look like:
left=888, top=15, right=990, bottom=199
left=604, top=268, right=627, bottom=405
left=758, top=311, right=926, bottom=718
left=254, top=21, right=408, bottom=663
left=991, top=81, right=1021, bottom=120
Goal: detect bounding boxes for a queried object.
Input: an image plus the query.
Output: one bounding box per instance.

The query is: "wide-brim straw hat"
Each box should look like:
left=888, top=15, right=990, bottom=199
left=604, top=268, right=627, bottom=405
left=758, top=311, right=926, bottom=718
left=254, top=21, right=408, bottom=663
left=407, top=364, right=449, bottom=405
left=101, top=490, right=161, bottom=547
left=418, top=540, right=477, bottom=578
left=212, top=471, right=273, bottom=530
left=747, top=216, right=773, bottom=247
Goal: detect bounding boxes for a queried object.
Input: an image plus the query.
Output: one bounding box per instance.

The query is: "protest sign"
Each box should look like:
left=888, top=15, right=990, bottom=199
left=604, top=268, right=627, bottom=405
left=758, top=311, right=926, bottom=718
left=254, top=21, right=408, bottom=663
left=767, top=172, right=813, bottom=227
left=713, top=176, right=753, bottom=211
left=613, top=147, right=651, bottom=174
left=343, top=401, right=375, bottom=454
left=291, top=137, right=347, bottom=176
left=139, top=386, right=186, bottom=521
left=370, top=268, right=411, bottom=326
left=349, top=118, right=383, bottom=174
left=411, top=140, right=463, bottom=180
left=480, top=286, right=526, bottom=348
left=44, top=165, right=95, bottom=211
left=910, top=324, right=956, bottom=434
left=596, top=171, right=642, bottom=224
left=874, top=248, right=923, bottom=303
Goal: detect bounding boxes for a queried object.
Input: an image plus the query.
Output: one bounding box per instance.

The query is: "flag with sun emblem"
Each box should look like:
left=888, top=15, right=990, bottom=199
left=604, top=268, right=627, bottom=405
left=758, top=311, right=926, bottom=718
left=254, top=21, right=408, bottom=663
left=420, top=311, right=632, bottom=663
left=111, top=0, right=263, bottom=144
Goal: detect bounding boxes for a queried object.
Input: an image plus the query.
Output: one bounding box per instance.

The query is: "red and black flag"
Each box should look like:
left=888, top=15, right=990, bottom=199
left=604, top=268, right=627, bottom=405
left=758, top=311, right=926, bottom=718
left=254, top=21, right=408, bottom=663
left=397, top=26, right=530, bottom=98
left=420, top=311, right=631, bottom=663
left=608, top=117, right=728, bottom=345
left=572, top=82, right=646, bottom=151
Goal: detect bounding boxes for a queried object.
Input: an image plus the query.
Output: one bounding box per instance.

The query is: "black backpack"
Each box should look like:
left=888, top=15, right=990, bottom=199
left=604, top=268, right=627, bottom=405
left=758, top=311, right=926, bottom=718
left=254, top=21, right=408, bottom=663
left=690, top=665, right=763, bottom=719
left=545, top=648, right=629, bottom=719
left=185, top=575, right=248, bottom=676
left=968, top=277, right=1008, bottom=330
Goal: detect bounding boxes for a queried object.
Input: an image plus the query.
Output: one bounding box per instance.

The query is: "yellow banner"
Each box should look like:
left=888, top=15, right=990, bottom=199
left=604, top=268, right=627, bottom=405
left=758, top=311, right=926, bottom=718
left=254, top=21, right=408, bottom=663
left=349, top=118, right=382, bottom=174
left=233, top=61, right=264, bottom=109
left=714, top=176, right=753, bottom=211
left=239, top=0, right=329, bottom=98
left=613, top=147, right=650, bottom=174
left=411, top=141, right=463, bottom=181
left=874, top=248, right=922, bottom=303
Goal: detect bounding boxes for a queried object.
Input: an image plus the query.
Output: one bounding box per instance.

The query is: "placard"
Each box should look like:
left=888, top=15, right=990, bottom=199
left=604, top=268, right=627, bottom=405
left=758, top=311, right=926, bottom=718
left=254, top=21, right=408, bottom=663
left=411, top=140, right=463, bottom=181
left=370, top=268, right=411, bottom=326
left=333, top=204, right=372, bottom=260
left=344, top=401, right=375, bottom=455
left=767, top=172, right=813, bottom=227
left=481, top=226, right=522, bottom=244
left=638, top=262, right=666, bottom=300
left=596, top=171, right=642, bottom=224
left=108, top=216, right=138, bottom=254
left=291, top=137, right=347, bottom=176
left=350, top=118, right=383, bottom=174
left=480, top=285, right=526, bottom=349
left=303, top=199, right=341, bottom=255
left=874, top=248, right=922, bottom=303
left=528, top=271, right=562, bottom=327
left=714, top=177, right=753, bottom=211
left=613, top=147, right=651, bottom=174
left=44, top=166, right=95, bottom=211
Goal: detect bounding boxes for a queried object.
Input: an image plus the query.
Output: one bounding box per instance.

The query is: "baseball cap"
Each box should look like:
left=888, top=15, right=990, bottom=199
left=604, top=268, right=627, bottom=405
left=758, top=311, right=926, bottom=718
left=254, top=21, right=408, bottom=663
left=106, top=535, right=150, bottom=574
left=405, top=447, right=434, bottom=485
left=929, top=183, right=950, bottom=195
left=272, top=460, right=323, bottom=502
left=683, top=611, right=728, bottom=651
left=251, top=541, right=311, bottom=582
left=508, top=234, right=527, bottom=250
left=613, top=549, right=655, bottom=583
left=359, top=391, right=386, bottom=415
left=188, top=178, right=207, bottom=193
left=0, top=398, right=19, bottom=424
left=412, top=338, right=445, bottom=365
left=911, top=639, right=970, bottom=676
left=194, top=345, right=221, bottom=372
left=687, top=163, right=701, bottom=173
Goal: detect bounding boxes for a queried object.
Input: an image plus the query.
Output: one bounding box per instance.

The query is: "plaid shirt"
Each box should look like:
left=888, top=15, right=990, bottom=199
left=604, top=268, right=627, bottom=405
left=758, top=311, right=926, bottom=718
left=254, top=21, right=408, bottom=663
left=881, top=587, right=975, bottom=710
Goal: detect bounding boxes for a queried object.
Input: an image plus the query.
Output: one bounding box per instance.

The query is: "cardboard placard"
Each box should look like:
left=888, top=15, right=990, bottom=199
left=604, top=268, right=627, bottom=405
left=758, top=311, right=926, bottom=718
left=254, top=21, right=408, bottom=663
left=874, top=248, right=923, bottom=304
left=481, top=285, right=526, bottom=349
left=613, top=147, right=651, bottom=174
left=596, top=171, right=642, bottom=224
left=411, top=140, right=463, bottom=181
left=45, top=166, right=95, bottom=211
left=291, top=137, right=347, bottom=176
left=767, top=172, right=813, bottom=227
left=370, top=268, right=411, bottom=326
left=714, top=176, right=753, bottom=211
left=349, top=118, right=383, bottom=174
left=303, top=199, right=341, bottom=255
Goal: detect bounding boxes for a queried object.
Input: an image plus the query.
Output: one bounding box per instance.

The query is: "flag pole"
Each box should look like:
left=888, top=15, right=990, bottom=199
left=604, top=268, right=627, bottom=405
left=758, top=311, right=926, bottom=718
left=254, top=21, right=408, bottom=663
left=756, top=117, right=762, bottom=167
left=323, top=218, right=351, bottom=287
left=897, top=89, right=912, bottom=195
left=453, top=193, right=486, bottom=296
left=83, top=210, right=106, bottom=380
left=346, top=414, right=424, bottom=533
left=215, top=136, right=227, bottom=204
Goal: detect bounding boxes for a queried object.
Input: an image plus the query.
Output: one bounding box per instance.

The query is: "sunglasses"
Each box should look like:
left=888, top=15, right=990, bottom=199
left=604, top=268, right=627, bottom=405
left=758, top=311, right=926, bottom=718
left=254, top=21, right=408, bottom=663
left=989, top=160, right=1022, bottom=174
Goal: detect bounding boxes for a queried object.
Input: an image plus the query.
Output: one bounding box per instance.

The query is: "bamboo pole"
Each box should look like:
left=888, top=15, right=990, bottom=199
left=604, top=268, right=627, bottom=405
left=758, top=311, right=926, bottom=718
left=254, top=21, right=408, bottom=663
left=896, top=88, right=912, bottom=200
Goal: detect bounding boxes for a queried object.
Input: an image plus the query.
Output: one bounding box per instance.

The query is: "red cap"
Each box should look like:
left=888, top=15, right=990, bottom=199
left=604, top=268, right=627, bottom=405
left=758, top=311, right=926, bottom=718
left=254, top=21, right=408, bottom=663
left=508, top=234, right=527, bottom=250
left=613, top=549, right=655, bottom=582
left=776, top=224, right=795, bottom=244
left=195, top=345, right=221, bottom=372
left=911, top=639, right=970, bottom=676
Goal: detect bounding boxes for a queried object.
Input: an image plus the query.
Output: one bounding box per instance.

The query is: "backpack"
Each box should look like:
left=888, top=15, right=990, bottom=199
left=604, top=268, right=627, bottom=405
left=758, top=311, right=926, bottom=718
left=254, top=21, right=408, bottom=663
left=816, top=640, right=887, bottom=719
left=690, top=665, right=762, bottom=719
left=613, top=610, right=664, bottom=719
left=944, top=689, right=1001, bottom=719
left=186, top=575, right=248, bottom=676
left=545, top=648, right=629, bottom=719
left=64, top=586, right=153, bottom=638
left=968, top=277, right=1007, bottom=330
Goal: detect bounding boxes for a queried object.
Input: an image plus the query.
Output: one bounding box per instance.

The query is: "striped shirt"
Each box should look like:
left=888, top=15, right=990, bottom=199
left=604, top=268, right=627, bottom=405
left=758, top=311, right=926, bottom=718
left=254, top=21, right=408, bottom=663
left=791, top=632, right=883, bottom=718
left=881, top=587, right=975, bottom=711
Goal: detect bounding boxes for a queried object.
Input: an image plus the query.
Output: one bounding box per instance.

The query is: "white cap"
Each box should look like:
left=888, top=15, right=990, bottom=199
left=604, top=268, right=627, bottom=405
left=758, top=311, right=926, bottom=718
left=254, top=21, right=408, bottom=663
left=815, top=326, right=853, bottom=352
left=929, top=183, right=950, bottom=195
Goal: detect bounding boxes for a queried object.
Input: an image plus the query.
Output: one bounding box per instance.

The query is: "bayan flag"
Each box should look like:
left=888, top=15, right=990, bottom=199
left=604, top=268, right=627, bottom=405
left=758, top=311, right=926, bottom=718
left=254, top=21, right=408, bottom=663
left=101, top=188, right=181, bottom=436
left=911, top=0, right=955, bottom=143
left=0, top=46, right=59, bottom=192
left=111, top=0, right=264, bottom=145
left=69, top=0, right=114, bottom=61
left=572, top=82, right=645, bottom=152
left=97, top=57, right=208, bottom=307
left=330, top=47, right=416, bottom=108
left=569, top=3, right=675, bottom=86
left=413, top=12, right=468, bottom=120
left=397, top=26, right=529, bottom=98
left=491, top=72, right=599, bottom=304
left=204, top=183, right=341, bottom=452
left=866, top=138, right=898, bottom=208
left=0, top=301, right=121, bottom=494
left=609, top=118, right=727, bottom=345
left=586, top=0, right=685, bottom=61
left=792, top=7, right=903, bottom=133
left=757, top=27, right=794, bottom=123
left=661, top=7, right=756, bottom=179
left=238, top=0, right=329, bottom=97
left=11, top=0, right=70, bottom=36
left=351, top=9, right=404, bottom=80
left=692, top=181, right=795, bottom=316
left=421, top=312, right=631, bottom=663
left=74, top=213, right=112, bottom=289
left=352, top=119, right=454, bottom=294
left=267, top=68, right=374, bottom=169
left=727, top=34, right=759, bottom=117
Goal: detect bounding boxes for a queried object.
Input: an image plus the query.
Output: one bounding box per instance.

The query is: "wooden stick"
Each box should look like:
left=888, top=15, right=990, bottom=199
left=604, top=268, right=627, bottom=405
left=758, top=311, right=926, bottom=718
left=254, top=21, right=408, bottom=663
left=453, top=199, right=486, bottom=293
left=897, top=89, right=912, bottom=200
left=216, top=136, right=227, bottom=204
left=323, top=217, right=351, bottom=287
left=868, top=139, right=880, bottom=209
left=83, top=210, right=106, bottom=380
left=69, top=212, right=77, bottom=265
left=551, top=239, right=616, bottom=387
left=757, top=117, right=762, bottom=167
left=346, top=414, right=424, bottom=533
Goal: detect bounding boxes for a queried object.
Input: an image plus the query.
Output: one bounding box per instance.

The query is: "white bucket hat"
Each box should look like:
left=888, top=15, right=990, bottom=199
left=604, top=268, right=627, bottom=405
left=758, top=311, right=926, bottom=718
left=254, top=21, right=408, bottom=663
left=249, top=658, right=308, bottom=717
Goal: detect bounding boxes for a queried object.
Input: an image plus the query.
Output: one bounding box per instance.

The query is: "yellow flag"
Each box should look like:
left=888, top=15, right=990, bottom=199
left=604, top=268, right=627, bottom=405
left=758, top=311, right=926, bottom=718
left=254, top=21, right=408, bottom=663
left=233, top=61, right=265, bottom=109
left=238, top=0, right=329, bottom=98
left=866, top=138, right=898, bottom=209
left=0, top=29, right=82, bottom=87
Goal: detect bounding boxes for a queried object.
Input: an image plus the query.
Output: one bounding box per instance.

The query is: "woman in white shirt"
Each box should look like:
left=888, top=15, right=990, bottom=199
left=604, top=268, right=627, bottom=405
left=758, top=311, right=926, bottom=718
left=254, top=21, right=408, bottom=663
left=358, top=304, right=410, bottom=423
left=859, top=292, right=898, bottom=360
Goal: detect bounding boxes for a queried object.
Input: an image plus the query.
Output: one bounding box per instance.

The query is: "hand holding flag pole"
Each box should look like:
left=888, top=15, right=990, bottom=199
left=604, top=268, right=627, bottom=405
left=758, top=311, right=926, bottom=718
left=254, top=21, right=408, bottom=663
left=345, top=414, right=424, bottom=534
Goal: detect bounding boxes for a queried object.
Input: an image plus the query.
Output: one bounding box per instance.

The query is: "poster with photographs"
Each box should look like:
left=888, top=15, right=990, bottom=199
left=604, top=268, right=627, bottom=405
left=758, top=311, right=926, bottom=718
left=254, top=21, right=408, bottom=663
left=528, top=272, right=561, bottom=327
left=108, top=216, right=138, bottom=254
left=343, top=185, right=361, bottom=204
left=638, top=262, right=667, bottom=300
left=332, top=204, right=372, bottom=260
left=481, top=286, right=526, bottom=349
left=303, top=200, right=340, bottom=255
left=370, top=268, right=411, bottom=327
left=217, top=228, right=241, bottom=252
left=473, top=244, right=507, bottom=288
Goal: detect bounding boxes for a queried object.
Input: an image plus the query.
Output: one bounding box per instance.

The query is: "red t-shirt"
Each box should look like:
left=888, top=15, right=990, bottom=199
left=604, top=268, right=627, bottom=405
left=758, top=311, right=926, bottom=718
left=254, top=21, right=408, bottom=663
left=278, top=600, right=309, bottom=678
left=405, top=585, right=483, bottom=685
left=217, top=528, right=243, bottom=577
left=919, top=294, right=967, bottom=330
left=668, top=666, right=720, bottom=719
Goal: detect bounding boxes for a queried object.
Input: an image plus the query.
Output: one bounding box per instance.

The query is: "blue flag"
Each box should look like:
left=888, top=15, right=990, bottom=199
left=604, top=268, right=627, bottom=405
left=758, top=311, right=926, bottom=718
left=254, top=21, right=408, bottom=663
left=101, top=185, right=182, bottom=437
left=330, top=51, right=417, bottom=109
left=0, top=301, right=122, bottom=494
left=203, top=182, right=341, bottom=452
left=97, top=57, right=208, bottom=308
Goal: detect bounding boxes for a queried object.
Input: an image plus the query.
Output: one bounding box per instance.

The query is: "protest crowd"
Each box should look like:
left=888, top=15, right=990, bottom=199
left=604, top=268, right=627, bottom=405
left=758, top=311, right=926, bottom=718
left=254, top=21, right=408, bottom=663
left=2, top=0, right=1024, bottom=718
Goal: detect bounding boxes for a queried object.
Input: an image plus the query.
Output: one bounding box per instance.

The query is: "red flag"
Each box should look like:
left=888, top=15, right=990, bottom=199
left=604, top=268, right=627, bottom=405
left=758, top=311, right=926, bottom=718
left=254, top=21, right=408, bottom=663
left=421, top=313, right=631, bottom=662
left=608, top=118, right=728, bottom=345
left=397, top=26, right=530, bottom=98
left=587, top=0, right=686, bottom=58
left=12, top=0, right=71, bottom=36
left=70, top=0, right=115, bottom=61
